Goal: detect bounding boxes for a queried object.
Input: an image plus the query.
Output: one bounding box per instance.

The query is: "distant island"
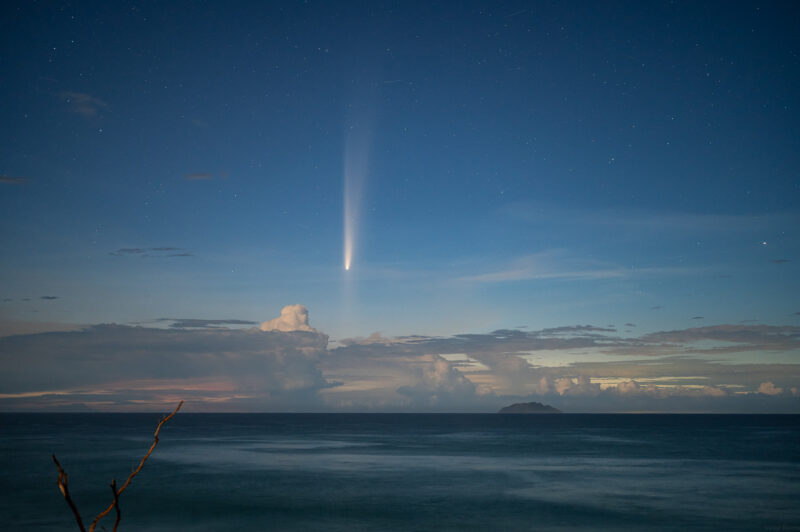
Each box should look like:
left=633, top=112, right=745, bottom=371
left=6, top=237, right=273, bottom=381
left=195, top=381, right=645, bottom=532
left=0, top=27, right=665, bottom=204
left=497, top=402, right=562, bottom=414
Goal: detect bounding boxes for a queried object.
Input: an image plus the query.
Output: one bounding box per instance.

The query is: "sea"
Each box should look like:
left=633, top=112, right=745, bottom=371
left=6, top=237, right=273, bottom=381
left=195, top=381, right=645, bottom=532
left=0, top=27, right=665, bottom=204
left=1, top=413, right=798, bottom=531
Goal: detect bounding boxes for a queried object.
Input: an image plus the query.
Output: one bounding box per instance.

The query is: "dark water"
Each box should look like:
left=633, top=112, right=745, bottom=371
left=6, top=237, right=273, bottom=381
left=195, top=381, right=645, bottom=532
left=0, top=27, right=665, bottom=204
left=1, top=414, right=798, bottom=531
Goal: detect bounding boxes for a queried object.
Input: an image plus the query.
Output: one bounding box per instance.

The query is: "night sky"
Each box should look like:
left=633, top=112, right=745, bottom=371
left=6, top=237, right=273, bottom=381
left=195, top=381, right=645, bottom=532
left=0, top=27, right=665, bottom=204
left=1, top=1, right=799, bottom=412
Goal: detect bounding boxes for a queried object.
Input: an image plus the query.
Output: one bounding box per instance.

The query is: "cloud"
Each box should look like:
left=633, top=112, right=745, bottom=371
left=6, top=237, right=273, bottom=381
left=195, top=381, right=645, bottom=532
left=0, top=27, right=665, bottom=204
left=184, top=172, right=214, bottom=181
left=62, top=91, right=108, bottom=118
left=758, top=382, right=783, bottom=395
left=110, top=248, right=147, bottom=255
left=396, top=355, right=480, bottom=407
left=0, top=320, right=330, bottom=411
left=617, top=380, right=642, bottom=394
left=553, top=375, right=602, bottom=396
left=110, top=247, right=192, bottom=258
left=40, top=296, right=59, bottom=300
left=770, top=259, right=789, bottom=264
left=0, top=176, right=27, bottom=185
left=641, top=324, right=800, bottom=353
left=159, top=318, right=258, bottom=329
left=337, top=332, right=433, bottom=346
left=692, top=316, right=704, bottom=320
left=0, top=320, right=86, bottom=338
left=539, top=325, right=616, bottom=335
left=459, top=251, right=630, bottom=283
left=327, top=320, right=800, bottom=410
left=260, top=305, right=316, bottom=333
left=3, top=311, right=799, bottom=412
left=504, top=203, right=799, bottom=235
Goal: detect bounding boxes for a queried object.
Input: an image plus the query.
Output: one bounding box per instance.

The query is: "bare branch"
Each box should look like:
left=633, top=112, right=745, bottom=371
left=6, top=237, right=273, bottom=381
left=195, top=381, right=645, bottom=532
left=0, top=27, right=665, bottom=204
left=109, top=480, right=121, bottom=532
left=53, top=401, right=183, bottom=532
left=52, top=454, right=87, bottom=532
left=88, top=400, right=183, bottom=532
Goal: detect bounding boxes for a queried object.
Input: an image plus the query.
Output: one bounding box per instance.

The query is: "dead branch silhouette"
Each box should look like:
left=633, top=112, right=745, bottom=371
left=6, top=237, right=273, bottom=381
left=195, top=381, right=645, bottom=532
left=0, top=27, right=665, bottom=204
left=52, top=400, right=183, bottom=532
left=110, top=479, right=121, bottom=532
left=52, top=454, right=86, bottom=531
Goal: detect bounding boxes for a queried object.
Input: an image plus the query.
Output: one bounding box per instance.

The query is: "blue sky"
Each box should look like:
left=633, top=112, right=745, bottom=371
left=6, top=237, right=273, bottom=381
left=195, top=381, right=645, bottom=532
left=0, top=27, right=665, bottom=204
left=1, top=1, right=799, bottom=411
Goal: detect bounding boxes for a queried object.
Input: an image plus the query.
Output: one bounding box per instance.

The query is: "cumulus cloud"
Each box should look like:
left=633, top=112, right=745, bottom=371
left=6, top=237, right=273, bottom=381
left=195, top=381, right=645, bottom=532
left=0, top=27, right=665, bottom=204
left=617, top=380, right=642, bottom=394
left=260, top=305, right=316, bottom=333
left=758, top=382, right=783, bottom=395
left=554, top=375, right=601, bottom=396
left=396, top=355, right=480, bottom=407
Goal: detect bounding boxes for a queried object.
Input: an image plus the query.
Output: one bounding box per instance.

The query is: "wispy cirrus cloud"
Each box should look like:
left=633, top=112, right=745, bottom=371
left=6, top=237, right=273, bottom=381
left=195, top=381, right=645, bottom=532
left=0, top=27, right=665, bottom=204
left=503, top=202, right=800, bottom=234
left=110, top=247, right=193, bottom=258
left=0, top=176, right=28, bottom=185
left=459, top=250, right=693, bottom=283
left=184, top=172, right=215, bottom=181
left=62, top=91, right=108, bottom=118
left=157, top=318, right=258, bottom=329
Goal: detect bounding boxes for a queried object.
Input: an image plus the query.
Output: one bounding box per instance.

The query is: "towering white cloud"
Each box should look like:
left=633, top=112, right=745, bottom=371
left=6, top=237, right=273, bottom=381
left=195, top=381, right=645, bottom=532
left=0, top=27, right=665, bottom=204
left=758, top=381, right=783, bottom=395
left=260, top=305, right=316, bottom=333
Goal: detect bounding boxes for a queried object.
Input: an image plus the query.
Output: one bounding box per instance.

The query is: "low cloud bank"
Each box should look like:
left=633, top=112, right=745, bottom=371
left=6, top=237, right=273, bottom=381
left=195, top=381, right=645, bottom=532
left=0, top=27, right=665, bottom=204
left=1, top=309, right=799, bottom=412
left=0, top=306, right=329, bottom=411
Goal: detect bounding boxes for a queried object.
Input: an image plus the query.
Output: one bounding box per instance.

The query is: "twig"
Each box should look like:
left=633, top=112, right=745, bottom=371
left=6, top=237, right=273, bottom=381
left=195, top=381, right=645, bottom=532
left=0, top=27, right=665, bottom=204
left=53, top=400, right=183, bottom=532
left=88, top=400, right=183, bottom=532
left=52, top=454, right=87, bottom=532
left=109, top=480, right=120, bottom=532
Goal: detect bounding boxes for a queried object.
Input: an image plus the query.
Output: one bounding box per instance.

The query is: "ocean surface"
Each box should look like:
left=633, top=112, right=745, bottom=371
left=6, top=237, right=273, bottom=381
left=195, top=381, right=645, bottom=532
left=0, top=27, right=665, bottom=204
left=1, top=413, right=798, bottom=531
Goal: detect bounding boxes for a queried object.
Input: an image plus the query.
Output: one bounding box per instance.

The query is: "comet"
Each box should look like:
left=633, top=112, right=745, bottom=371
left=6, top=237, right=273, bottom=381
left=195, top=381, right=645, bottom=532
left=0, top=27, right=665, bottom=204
left=343, top=120, right=370, bottom=272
